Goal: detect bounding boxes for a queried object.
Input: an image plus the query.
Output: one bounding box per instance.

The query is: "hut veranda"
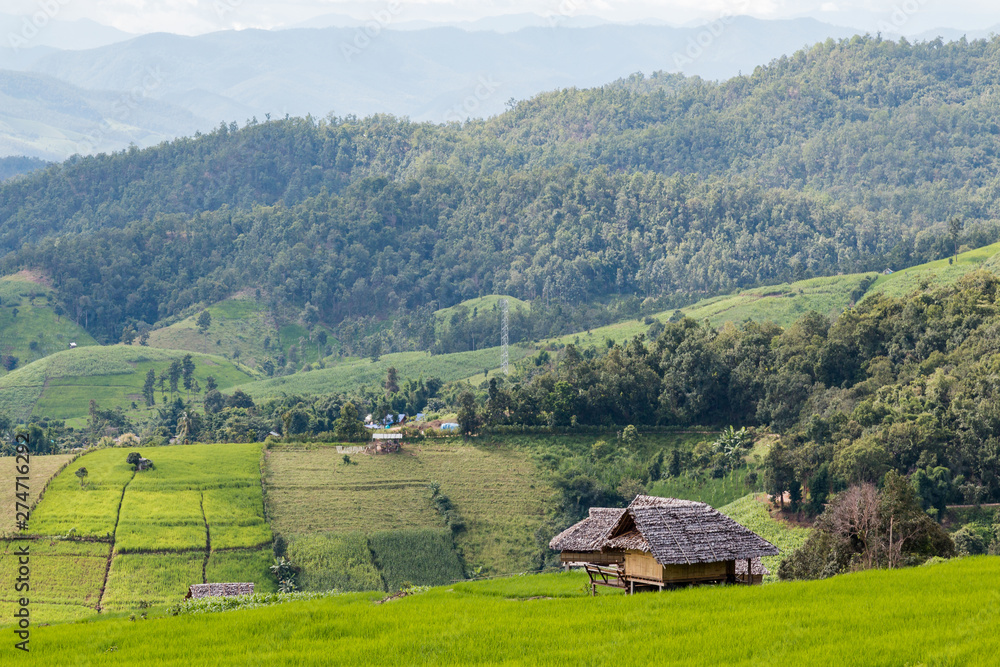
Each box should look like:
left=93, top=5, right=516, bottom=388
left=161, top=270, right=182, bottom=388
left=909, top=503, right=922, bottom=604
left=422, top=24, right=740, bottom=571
left=550, top=495, right=778, bottom=594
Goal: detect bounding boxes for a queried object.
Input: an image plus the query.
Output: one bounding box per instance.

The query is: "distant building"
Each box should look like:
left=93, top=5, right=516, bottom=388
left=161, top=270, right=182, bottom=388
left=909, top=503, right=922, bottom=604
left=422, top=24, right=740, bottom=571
left=69, top=342, right=77, bottom=349
left=883, top=268, right=894, bottom=275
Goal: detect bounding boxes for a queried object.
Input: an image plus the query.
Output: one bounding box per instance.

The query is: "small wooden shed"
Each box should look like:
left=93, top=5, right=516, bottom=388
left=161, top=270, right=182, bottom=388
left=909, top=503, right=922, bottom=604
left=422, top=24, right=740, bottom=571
left=185, top=583, right=255, bottom=600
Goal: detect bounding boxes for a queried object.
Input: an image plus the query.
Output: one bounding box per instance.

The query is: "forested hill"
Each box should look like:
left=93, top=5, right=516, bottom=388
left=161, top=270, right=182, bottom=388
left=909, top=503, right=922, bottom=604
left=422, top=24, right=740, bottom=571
left=3, top=36, right=1000, bottom=343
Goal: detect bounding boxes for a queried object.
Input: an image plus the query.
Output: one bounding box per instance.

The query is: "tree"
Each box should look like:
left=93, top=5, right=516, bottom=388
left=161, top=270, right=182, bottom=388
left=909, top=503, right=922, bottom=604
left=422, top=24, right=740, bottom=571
left=1, top=355, right=18, bottom=371
left=457, top=392, right=480, bottom=436
left=181, top=354, right=195, bottom=392
left=205, top=375, right=217, bottom=392
left=333, top=401, right=367, bottom=441
left=75, top=467, right=88, bottom=487
left=385, top=367, right=399, bottom=394
left=226, top=389, right=255, bottom=410
left=142, top=369, right=156, bottom=407
left=763, top=440, right=795, bottom=508
left=196, top=310, right=212, bottom=333
left=203, top=389, right=225, bottom=414
left=126, top=452, right=142, bottom=468
left=949, top=216, right=963, bottom=260
left=168, top=360, right=182, bottom=393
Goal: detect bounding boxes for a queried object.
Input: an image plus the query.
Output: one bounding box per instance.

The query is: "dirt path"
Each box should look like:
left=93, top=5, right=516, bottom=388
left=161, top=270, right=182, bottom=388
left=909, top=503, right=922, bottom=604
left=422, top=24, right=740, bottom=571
left=95, top=469, right=137, bottom=613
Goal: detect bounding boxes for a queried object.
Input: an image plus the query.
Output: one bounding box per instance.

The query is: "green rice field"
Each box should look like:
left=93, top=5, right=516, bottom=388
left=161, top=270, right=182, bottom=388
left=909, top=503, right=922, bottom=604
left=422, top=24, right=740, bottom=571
left=6, top=443, right=273, bottom=620
left=264, top=442, right=553, bottom=576
left=15, top=557, right=999, bottom=665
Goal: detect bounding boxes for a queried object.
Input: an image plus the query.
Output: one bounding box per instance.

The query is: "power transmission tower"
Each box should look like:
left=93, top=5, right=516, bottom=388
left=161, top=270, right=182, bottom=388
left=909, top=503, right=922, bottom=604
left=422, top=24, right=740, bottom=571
left=500, top=298, right=509, bottom=376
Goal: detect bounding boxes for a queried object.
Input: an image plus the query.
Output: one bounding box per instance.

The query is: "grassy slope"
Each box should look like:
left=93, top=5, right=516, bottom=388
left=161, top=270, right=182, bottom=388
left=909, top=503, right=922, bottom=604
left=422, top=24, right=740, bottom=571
left=0, top=345, right=255, bottom=423
left=20, top=558, right=998, bottom=665
left=718, top=494, right=812, bottom=583
left=2, top=443, right=274, bottom=620
left=145, top=295, right=335, bottom=370
left=264, top=442, right=553, bottom=576
left=869, top=239, right=1000, bottom=299
left=232, top=346, right=531, bottom=399
left=0, top=274, right=97, bottom=373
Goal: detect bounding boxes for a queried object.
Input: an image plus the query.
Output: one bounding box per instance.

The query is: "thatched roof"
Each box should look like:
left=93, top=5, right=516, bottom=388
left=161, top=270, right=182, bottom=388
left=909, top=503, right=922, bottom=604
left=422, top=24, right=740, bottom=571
left=548, top=507, right=625, bottom=552
left=187, top=583, right=255, bottom=599
left=606, top=499, right=779, bottom=565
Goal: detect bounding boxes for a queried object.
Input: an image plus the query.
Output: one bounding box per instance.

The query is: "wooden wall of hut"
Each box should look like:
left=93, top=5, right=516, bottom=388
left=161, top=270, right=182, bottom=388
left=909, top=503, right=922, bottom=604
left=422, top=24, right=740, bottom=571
left=560, top=550, right=622, bottom=566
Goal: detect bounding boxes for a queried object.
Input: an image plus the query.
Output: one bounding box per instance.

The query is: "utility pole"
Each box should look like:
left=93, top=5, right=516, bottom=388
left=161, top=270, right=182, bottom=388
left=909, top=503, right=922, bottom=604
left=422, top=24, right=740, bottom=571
left=501, top=299, right=509, bottom=376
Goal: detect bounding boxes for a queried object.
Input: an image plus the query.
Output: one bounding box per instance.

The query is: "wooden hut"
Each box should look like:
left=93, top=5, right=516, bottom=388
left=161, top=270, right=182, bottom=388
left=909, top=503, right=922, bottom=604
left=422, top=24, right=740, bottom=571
left=185, top=583, right=255, bottom=600
left=551, top=495, right=779, bottom=594
left=548, top=507, right=626, bottom=567
left=602, top=496, right=779, bottom=592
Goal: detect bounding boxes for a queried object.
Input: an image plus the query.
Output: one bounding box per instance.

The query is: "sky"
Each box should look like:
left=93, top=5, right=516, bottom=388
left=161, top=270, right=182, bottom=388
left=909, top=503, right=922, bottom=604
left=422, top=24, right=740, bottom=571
left=3, top=0, right=998, bottom=36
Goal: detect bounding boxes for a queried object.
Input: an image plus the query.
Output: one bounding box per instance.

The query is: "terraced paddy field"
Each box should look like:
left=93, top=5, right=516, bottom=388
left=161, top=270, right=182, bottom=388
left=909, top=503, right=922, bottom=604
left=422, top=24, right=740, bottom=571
left=0, top=453, right=73, bottom=536
left=17, top=557, right=999, bottom=665
left=1, top=443, right=274, bottom=622
left=264, top=443, right=554, bottom=578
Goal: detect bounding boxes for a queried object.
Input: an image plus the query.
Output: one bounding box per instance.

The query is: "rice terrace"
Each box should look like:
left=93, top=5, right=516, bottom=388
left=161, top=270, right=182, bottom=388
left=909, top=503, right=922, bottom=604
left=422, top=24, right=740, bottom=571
left=7, top=7, right=1000, bottom=665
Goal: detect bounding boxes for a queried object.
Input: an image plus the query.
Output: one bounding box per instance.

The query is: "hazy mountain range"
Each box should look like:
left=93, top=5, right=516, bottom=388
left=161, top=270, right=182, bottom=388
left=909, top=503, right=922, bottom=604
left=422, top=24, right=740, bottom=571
left=0, top=14, right=995, bottom=161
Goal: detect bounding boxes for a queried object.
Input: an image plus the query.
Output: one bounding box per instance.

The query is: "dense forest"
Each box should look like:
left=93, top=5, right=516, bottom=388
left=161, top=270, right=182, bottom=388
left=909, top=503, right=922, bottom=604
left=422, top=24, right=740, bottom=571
left=4, top=37, right=1000, bottom=345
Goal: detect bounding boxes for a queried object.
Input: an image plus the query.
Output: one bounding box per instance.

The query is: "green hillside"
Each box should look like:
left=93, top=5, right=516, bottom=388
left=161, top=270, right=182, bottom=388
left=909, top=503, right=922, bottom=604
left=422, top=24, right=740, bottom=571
left=232, top=346, right=531, bottom=399
left=0, top=273, right=96, bottom=373
left=144, top=295, right=335, bottom=371
left=0, top=345, right=255, bottom=423
left=17, top=558, right=998, bottom=664
left=869, top=239, right=1000, bottom=299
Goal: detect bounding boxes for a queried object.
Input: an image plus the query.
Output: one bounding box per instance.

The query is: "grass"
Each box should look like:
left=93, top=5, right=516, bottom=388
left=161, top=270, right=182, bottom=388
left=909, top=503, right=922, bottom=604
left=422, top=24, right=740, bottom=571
left=433, top=294, right=530, bottom=337
left=648, top=468, right=759, bottom=510
left=144, top=294, right=336, bottom=370
left=18, top=557, right=1000, bottom=664
left=205, top=548, right=278, bottom=594
left=0, top=274, right=97, bottom=374
left=0, top=344, right=255, bottom=422
left=449, top=569, right=614, bottom=599
left=286, top=532, right=384, bottom=593
left=0, top=540, right=108, bottom=612
left=101, top=552, right=205, bottom=612
left=368, top=528, right=465, bottom=590
left=718, top=494, right=812, bottom=583
left=869, top=240, right=1000, bottom=299
left=233, top=346, right=532, bottom=399
left=0, top=453, right=73, bottom=536
left=264, top=442, right=553, bottom=575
